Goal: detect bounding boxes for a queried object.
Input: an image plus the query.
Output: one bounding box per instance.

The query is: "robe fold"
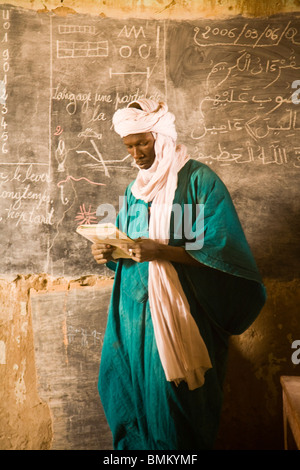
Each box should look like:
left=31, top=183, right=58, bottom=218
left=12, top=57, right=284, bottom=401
left=98, top=160, right=266, bottom=450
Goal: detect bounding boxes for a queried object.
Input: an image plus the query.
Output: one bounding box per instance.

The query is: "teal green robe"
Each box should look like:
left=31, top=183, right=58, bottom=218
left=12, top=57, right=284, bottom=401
left=98, top=160, right=266, bottom=450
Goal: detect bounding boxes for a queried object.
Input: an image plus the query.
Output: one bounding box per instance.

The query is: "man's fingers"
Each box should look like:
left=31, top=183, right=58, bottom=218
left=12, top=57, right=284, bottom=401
left=92, top=244, right=115, bottom=254
left=92, top=243, right=113, bottom=249
left=91, top=243, right=115, bottom=264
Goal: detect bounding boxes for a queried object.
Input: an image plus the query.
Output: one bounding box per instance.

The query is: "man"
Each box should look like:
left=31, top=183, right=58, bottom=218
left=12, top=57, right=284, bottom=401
left=91, top=99, right=266, bottom=450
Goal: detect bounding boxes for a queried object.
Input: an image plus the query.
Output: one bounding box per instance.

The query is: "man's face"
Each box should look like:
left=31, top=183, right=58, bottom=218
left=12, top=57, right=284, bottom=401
left=123, top=132, right=156, bottom=170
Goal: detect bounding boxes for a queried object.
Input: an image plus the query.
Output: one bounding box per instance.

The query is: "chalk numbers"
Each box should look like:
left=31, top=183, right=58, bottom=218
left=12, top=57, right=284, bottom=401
left=54, top=125, right=63, bottom=136
left=200, top=26, right=238, bottom=40
left=1, top=10, right=9, bottom=155
left=195, top=21, right=300, bottom=47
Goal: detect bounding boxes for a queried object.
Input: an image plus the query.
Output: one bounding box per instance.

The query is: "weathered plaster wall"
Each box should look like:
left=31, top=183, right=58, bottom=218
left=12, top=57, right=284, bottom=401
left=1, top=0, right=300, bottom=18
left=0, top=274, right=114, bottom=450
left=0, top=275, right=54, bottom=449
left=0, top=0, right=300, bottom=451
left=1, top=274, right=299, bottom=450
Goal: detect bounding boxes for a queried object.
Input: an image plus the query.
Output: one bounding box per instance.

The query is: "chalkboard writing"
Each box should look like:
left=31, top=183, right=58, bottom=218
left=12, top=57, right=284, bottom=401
left=168, top=19, right=300, bottom=166
left=0, top=6, right=299, bottom=279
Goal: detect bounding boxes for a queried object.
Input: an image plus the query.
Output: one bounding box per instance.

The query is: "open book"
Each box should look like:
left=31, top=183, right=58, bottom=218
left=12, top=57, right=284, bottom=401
left=76, top=223, right=133, bottom=259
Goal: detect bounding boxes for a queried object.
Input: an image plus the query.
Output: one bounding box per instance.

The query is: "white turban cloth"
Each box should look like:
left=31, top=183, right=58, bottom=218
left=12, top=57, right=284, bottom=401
left=113, top=98, right=212, bottom=390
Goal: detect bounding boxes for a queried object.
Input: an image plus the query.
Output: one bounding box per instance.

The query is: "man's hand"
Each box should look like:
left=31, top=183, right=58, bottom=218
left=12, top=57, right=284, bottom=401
left=91, top=243, right=116, bottom=264
left=121, top=238, right=202, bottom=266
left=121, top=239, right=160, bottom=263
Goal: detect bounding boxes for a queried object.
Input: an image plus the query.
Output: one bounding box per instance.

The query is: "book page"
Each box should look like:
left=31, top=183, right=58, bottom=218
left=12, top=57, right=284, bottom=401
left=76, top=223, right=132, bottom=259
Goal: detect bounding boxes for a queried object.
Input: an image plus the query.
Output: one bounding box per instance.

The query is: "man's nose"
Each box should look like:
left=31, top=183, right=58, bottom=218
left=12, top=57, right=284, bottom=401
left=132, top=147, right=141, bottom=158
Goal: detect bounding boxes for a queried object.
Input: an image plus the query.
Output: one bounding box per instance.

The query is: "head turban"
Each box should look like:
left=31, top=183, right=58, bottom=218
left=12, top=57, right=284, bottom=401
left=112, top=98, right=177, bottom=141
left=113, top=98, right=212, bottom=390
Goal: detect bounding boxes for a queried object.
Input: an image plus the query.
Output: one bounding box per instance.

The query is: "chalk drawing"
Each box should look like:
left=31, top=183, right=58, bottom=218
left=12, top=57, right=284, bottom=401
left=75, top=204, right=97, bottom=225
left=56, top=40, right=109, bottom=59
left=55, top=139, right=67, bottom=172
left=0, top=80, right=6, bottom=105
left=1, top=13, right=10, bottom=157
left=109, top=67, right=151, bottom=79
left=57, top=175, right=106, bottom=187
left=76, top=140, right=110, bottom=177
left=59, top=25, right=96, bottom=35
left=67, top=324, right=103, bottom=348
left=78, top=128, right=102, bottom=140
left=118, top=25, right=146, bottom=39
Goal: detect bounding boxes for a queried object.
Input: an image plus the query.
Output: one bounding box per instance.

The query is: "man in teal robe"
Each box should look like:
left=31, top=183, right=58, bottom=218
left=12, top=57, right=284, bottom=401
left=92, top=99, right=266, bottom=450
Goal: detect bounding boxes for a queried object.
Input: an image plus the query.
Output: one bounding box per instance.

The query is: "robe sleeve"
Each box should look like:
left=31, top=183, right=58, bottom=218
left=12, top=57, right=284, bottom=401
left=181, top=166, right=266, bottom=335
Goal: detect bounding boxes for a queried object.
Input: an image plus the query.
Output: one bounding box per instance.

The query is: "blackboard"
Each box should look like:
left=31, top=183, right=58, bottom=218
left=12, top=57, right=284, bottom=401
left=0, top=5, right=299, bottom=279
